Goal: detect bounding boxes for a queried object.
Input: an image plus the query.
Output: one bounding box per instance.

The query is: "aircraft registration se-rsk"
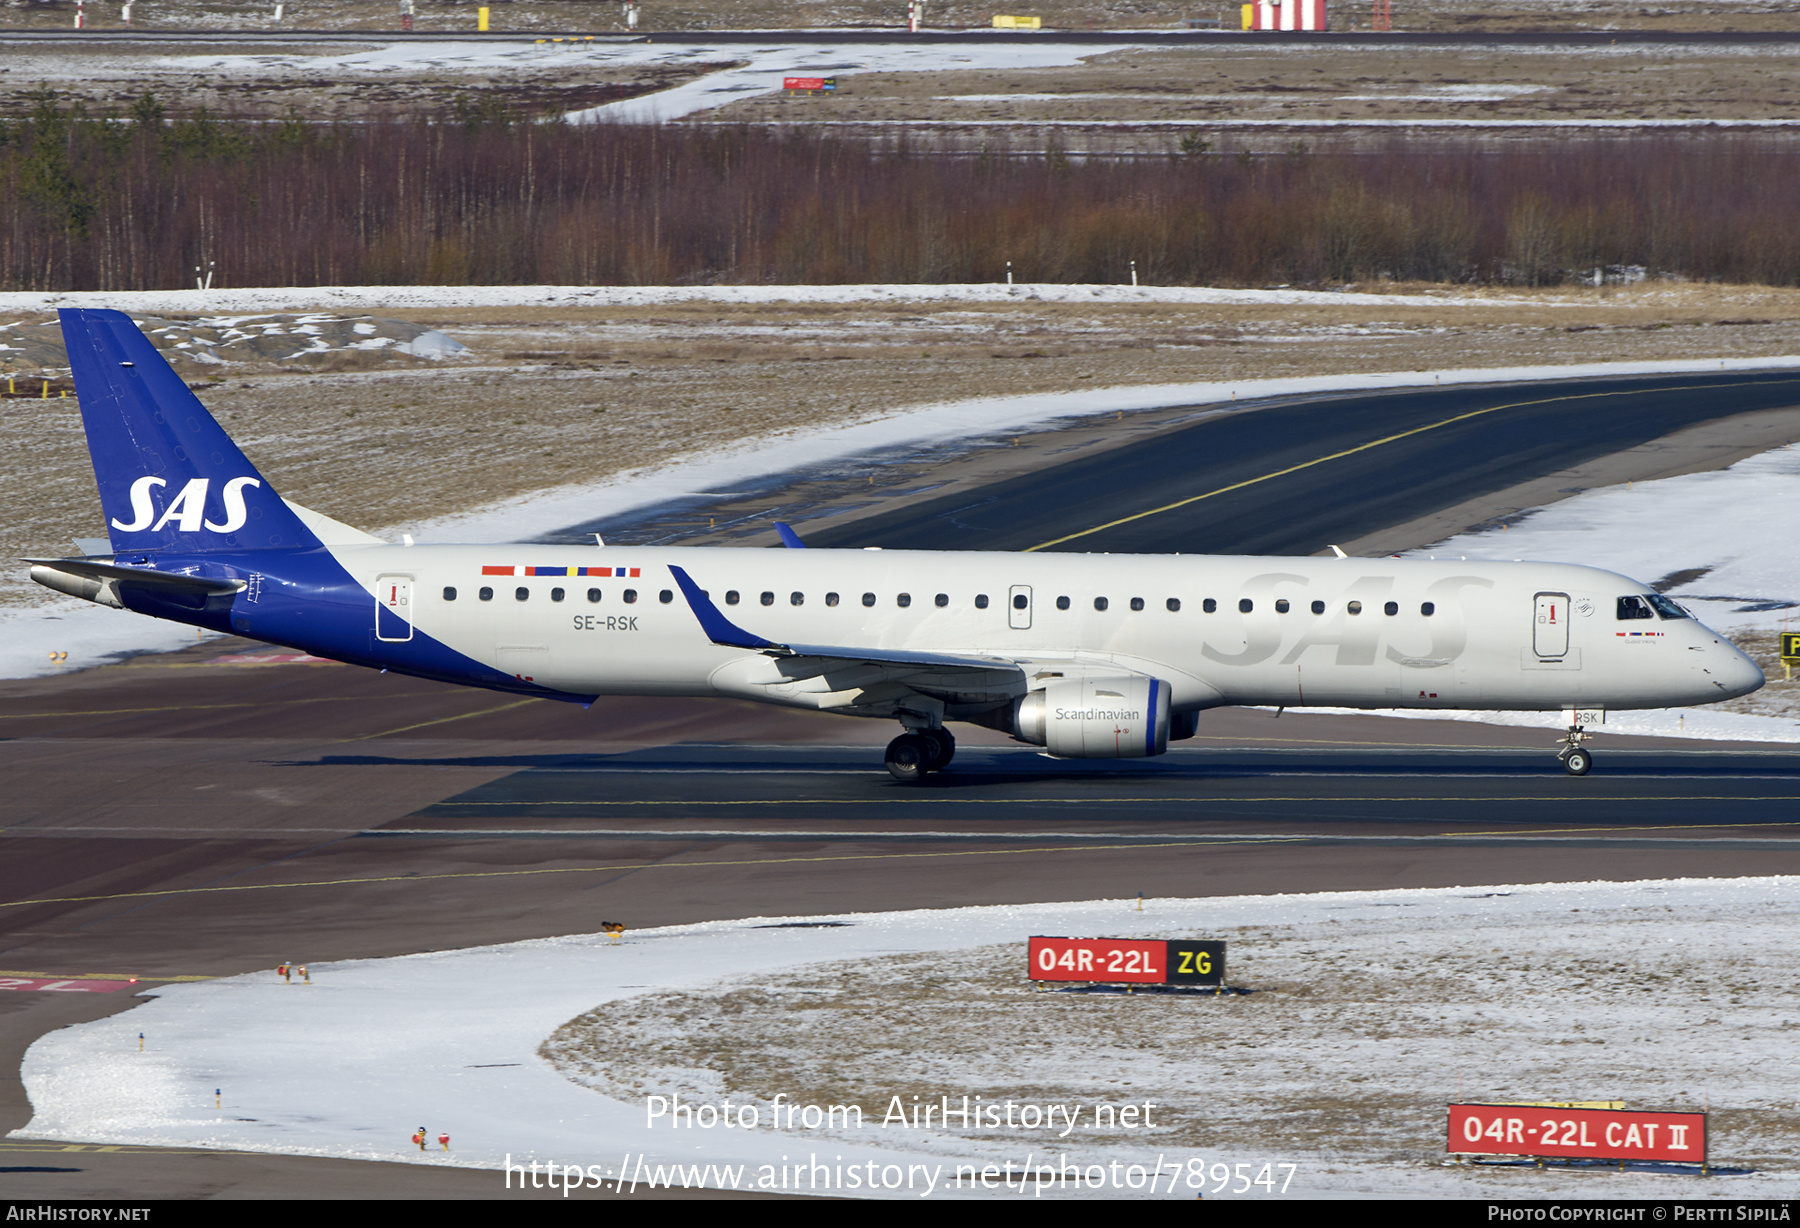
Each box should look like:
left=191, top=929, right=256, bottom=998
left=33, top=309, right=1763, bottom=780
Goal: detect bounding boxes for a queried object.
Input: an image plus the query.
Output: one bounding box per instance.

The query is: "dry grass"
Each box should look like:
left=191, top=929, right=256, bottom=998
left=738, top=42, right=1800, bottom=149
left=727, top=43, right=1800, bottom=121
left=5, top=0, right=1799, bottom=34
left=0, top=38, right=733, bottom=121
left=7, top=21, right=1800, bottom=137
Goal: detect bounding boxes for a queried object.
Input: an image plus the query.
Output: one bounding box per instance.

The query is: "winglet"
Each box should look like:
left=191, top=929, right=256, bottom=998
left=668, top=565, right=785, bottom=652
left=774, top=522, right=807, bottom=549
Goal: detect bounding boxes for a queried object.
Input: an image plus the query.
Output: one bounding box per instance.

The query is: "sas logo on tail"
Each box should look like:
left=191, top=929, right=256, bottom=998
left=111, top=475, right=262, bottom=534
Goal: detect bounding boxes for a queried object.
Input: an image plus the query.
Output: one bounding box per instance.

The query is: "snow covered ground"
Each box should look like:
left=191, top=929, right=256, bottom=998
left=1410, top=445, right=1800, bottom=642
left=0, top=281, right=1547, bottom=315
left=0, top=311, right=464, bottom=373
left=1299, top=700, right=1800, bottom=745
left=24, top=36, right=1152, bottom=126
left=13, top=879, right=1795, bottom=1198
left=568, top=38, right=1147, bottom=125
left=1360, top=443, right=1800, bottom=741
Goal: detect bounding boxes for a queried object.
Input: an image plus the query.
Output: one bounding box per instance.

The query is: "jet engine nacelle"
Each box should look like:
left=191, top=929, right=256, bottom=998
left=1013, top=675, right=1172, bottom=758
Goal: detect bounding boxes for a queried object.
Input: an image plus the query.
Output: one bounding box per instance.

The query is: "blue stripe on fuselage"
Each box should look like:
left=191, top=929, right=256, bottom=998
left=117, top=548, right=593, bottom=703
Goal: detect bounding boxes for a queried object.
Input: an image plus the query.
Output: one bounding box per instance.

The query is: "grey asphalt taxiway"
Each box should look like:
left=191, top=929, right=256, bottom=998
left=3, top=367, right=1799, bottom=1199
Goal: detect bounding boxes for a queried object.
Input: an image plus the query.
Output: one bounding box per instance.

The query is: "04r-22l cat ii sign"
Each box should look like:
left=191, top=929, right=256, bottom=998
left=32, top=309, right=1763, bottom=781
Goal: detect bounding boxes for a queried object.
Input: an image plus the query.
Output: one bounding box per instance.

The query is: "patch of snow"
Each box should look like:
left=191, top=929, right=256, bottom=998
left=1407, top=444, right=1800, bottom=639
left=78, top=36, right=1173, bottom=127
left=396, top=329, right=468, bottom=359
left=12, top=879, right=1796, bottom=1198
left=0, top=601, right=231, bottom=679
left=574, top=41, right=1149, bottom=124
left=0, top=282, right=1551, bottom=313
left=1298, top=702, right=1800, bottom=743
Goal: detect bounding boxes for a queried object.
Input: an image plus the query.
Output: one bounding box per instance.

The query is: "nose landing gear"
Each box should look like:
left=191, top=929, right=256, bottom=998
left=1557, top=723, right=1594, bottom=776
left=885, top=727, right=955, bottom=782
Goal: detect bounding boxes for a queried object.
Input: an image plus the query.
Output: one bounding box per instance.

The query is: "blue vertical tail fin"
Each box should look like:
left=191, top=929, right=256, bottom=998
left=59, top=308, right=322, bottom=555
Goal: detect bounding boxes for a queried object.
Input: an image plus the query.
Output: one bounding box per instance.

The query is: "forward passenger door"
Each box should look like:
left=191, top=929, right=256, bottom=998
left=1533, top=592, right=1569, bottom=659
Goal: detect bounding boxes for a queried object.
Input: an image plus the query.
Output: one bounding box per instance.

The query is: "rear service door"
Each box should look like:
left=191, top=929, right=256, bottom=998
left=376, top=574, right=415, bottom=642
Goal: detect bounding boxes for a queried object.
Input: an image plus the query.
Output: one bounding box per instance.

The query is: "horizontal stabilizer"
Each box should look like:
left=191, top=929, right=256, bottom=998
left=29, top=557, right=246, bottom=609
left=27, top=557, right=248, bottom=594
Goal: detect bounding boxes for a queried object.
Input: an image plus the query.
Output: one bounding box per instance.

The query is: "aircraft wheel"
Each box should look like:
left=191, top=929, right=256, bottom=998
left=885, top=734, right=931, bottom=783
left=921, top=727, right=956, bottom=771
left=1562, top=748, right=1592, bottom=777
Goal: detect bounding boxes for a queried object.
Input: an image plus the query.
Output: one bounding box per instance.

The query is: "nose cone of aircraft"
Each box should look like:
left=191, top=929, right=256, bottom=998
left=1711, top=637, right=1765, bottom=701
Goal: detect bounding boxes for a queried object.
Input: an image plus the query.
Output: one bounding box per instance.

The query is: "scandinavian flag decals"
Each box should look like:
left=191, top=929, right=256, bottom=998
left=482, top=565, right=639, bottom=577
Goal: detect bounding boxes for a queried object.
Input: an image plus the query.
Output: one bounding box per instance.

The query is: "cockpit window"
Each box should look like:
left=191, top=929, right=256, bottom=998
left=1647, top=594, right=1691, bottom=620
left=1617, top=595, right=1654, bottom=620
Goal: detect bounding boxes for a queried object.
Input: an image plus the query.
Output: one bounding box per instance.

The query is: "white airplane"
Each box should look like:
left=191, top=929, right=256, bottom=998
left=32, top=309, right=1764, bottom=781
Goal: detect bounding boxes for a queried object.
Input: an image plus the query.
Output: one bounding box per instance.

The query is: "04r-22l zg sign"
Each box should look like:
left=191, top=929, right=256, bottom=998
left=1028, top=937, right=1226, bottom=986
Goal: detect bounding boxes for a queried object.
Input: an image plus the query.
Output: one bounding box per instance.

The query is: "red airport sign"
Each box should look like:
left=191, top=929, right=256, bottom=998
left=1448, top=1103, right=1706, bottom=1164
left=1028, top=937, right=1224, bottom=986
left=782, top=77, right=837, bottom=91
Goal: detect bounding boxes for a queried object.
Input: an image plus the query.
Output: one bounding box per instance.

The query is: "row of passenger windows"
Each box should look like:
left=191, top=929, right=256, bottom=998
left=439, top=586, right=1439, bottom=616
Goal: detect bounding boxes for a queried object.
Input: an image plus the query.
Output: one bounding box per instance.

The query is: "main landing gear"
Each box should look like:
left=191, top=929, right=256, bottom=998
left=885, top=727, right=955, bottom=783
left=1557, top=724, right=1594, bottom=776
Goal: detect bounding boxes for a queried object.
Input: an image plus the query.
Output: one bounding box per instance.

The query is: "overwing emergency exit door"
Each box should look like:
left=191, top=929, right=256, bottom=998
left=1009, top=585, right=1033, bottom=630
